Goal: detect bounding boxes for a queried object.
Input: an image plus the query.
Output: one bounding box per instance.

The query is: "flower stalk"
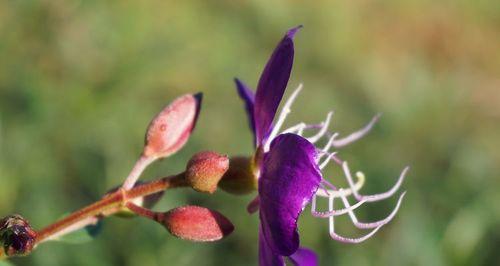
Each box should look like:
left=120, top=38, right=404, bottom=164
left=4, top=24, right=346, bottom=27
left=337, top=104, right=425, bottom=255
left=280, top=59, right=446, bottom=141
left=0, top=173, right=187, bottom=260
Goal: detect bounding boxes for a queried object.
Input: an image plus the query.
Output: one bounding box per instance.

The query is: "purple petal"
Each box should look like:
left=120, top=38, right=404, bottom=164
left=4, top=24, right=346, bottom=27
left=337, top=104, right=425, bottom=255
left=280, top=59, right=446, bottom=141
left=259, top=133, right=321, bottom=256
left=259, top=227, right=285, bottom=266
left=254, top=26, right=302, bottom=146
left=289, top=247, right=318, bottom=266
left=234, top=78, right=256, bottom=145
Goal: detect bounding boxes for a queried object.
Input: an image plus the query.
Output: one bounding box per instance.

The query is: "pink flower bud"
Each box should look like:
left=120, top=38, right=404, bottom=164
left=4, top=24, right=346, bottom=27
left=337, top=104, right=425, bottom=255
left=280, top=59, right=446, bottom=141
left=143, top=93, right=202, bottom=159
left=0, top=215, right=37, bottom=257
left=186, top=151, right=229, bottom=194
left=160, top=206, right=234, bottom=242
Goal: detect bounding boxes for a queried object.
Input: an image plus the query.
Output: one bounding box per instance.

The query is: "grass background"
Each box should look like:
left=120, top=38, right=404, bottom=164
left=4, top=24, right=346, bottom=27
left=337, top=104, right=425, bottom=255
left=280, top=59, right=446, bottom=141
left=1, top=0, right=499, bottom=265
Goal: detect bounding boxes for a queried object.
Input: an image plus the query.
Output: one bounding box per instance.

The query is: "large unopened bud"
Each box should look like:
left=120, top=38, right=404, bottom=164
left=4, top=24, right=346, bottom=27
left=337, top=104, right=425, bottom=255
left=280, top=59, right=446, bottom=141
left=143, top=93, right=202, bottom=159
left=218, top=156, right=258, bottom=195
left=0, top=215, right=37, bottom=257
left=186, top=151, right=229, bottom=194
left=160, top=206, right=234, bottom=242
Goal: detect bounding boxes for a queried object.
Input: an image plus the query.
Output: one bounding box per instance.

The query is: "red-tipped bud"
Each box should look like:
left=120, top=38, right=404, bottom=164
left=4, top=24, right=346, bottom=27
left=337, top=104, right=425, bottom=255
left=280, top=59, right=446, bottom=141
left=143, top=93, right=202, bottom=159
left=186, top=151, right=229, bottom=194
left=218, top=156, right=258, bottom=195
left=0, top=215, right=37, bottom=257
left=160, top=206, right=234, bottom=242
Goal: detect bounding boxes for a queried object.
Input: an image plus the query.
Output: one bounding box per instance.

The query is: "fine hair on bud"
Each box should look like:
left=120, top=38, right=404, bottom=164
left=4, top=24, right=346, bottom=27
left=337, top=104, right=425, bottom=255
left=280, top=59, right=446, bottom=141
left=159, top=206, right=234, bottom=242
left=185, top=151, right=229, bottom=194
left=143, top=93, right=202, bottom=159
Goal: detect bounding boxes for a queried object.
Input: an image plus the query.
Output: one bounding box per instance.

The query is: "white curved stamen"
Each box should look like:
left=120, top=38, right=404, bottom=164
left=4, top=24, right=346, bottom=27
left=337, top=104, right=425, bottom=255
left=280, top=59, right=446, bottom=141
left=265, top=84, right=303, bottom=150
left=270, top=84, right=379, bottom=150
left=318, top=182, right=331, bottom=196
left=282, top=122, right=305, bottom=135
left=328, top=195, right=334, bottom=229
left=311, top=193, right=367, bottom=218
left=297, top=124, right=306, bottom=135
left=319, top=150, right=344, bottom=166
left=261, top=83, right=407, bottom=243
left=331, top=113, right=381, bottom=148
left=307, top=111, right=333, bottom=143
left=321, top=178, right=336, bottom=189
left=317, top=133, right=339, bottom=161
left=319, top=152, right=337, bottom=169
left=329, top=224, right=383, bottom=244
left=316, top=172, right=365, bottom=198
left=342, top=162, right=409, bottom=202
left=328, top=196, right=383, bottom=244
left=339, top=189, right=406, bottom=229
left=284, top=112, right=379, bottom=149
left=283, top=123, right=323, bottom=136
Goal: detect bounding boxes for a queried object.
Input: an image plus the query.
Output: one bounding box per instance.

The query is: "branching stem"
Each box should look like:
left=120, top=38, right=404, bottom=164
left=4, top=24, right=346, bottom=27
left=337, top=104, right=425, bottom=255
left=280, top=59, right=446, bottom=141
left=0, top=173, right=187, bottom=260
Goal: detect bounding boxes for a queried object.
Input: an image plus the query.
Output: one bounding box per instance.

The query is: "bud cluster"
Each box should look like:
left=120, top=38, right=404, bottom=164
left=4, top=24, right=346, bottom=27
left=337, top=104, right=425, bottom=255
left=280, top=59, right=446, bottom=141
left=0, top=90, right=274, bottom=260
left=116, top=94, right=237, bottom=245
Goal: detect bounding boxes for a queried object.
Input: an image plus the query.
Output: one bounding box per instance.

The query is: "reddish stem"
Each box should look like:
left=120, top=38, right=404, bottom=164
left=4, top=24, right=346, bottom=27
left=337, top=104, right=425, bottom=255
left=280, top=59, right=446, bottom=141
left=126, top=202, right=158, bottom=220
left=0, top=173, right=187, bottom=260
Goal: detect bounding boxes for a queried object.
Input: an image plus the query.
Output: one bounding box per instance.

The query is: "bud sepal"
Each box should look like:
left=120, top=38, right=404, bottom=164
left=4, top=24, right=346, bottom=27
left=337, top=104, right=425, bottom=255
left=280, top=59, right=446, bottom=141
left=218, top=156, right=258, bottom=195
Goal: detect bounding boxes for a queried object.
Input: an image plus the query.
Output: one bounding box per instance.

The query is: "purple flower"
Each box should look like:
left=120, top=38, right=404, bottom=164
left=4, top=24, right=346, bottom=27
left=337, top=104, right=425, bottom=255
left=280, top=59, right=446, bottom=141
left=234, top=26, right=409, bottom=266
left=259, top=134, right=320, bottom=256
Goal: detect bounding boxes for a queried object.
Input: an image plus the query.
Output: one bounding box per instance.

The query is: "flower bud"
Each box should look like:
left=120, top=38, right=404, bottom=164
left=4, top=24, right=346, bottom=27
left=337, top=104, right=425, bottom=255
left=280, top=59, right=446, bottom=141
left=0, top=215, right=37, bottom=257
left=143, top=93, right=202, bottom=159
left=160, top=206, right=234, bottom=242
left=185, top=151, right=229, bottom=194
left=218, top=156, right=258, bottom=195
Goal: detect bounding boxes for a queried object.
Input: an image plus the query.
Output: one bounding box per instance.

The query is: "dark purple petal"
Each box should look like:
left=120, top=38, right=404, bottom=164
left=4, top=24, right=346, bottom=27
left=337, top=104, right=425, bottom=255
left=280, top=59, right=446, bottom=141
left=234, top=78, right=256, bottom=145
left=259, top=227, right=285, bottom=266
left=289, top=247, right=318, bottom=266
left=254, top=26, right=302, bottom=146
left=259, top=133, right=321, bottom=256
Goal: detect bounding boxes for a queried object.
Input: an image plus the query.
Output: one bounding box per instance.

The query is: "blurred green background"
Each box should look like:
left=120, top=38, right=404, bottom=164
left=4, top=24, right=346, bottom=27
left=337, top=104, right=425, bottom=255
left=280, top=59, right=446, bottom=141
left=1, top=0, right=499, bottom=265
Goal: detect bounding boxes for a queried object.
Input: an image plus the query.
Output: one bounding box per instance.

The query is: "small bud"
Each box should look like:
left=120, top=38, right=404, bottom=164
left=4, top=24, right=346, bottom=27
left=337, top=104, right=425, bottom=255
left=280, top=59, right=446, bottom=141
left=144, top=93, right=202, bottom=159
left=160, top=206, right=234, bottom=242
left=185, top=151, right=229, bottom=194
left=0, top=215, right=37, bottom=257
left=218, top=156, right=258, bottom=195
